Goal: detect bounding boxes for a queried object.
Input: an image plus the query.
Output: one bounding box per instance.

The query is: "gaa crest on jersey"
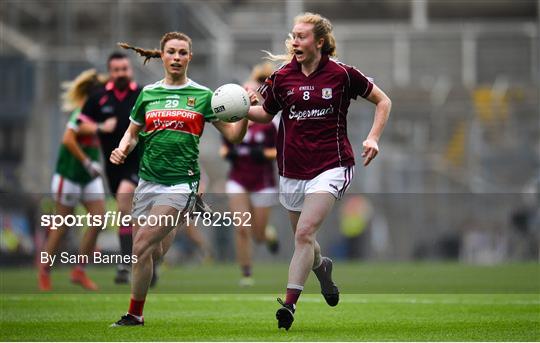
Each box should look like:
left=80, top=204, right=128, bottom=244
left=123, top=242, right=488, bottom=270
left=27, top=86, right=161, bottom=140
left=322, top=88, right=332, bottom=99
left=187, top=97, right=196, bottom=107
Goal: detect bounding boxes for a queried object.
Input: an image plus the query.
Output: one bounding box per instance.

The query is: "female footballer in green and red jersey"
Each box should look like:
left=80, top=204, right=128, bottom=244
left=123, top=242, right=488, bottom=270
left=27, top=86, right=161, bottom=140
left=109, top=32, right=257, bottom=326
left=39, top=69, right=114, bottom=291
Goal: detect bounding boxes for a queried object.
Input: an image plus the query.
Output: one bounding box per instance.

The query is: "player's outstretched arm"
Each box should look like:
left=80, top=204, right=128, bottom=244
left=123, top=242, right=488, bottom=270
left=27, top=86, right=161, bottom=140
left=110, top=122, right=142, bottom=165
left=213, top=119, right=249, bottom=144
left=362, top=84, right=392, bottom=166
left=247, top=105, right=274, bottom=124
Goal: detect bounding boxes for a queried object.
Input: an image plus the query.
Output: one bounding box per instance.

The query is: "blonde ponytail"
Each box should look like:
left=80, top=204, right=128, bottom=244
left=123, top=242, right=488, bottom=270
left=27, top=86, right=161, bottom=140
left=61, top=69, right=107, bottom=112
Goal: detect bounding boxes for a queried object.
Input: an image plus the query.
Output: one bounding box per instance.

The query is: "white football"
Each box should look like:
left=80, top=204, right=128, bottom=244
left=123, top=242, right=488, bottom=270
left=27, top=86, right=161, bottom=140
left=211, top=83, right=250, bottom=122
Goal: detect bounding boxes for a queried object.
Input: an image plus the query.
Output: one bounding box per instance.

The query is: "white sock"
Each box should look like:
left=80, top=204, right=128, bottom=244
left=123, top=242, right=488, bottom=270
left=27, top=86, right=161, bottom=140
left=286, top=283, right=304, bottom=291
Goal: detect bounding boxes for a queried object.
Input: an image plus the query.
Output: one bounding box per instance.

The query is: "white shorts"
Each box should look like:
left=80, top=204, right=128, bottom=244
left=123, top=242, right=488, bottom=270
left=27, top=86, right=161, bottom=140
left=51, top=174, right=105, bottom=208
left=131, top=179, right=197, bottom=219
left=225, top=180, right=278, bottom=208
left=279, top=166, right=355, bottom=212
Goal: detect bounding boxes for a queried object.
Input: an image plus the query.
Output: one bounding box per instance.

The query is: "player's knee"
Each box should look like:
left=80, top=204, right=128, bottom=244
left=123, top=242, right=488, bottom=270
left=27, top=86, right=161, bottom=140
left=132, top=240, right=148, bottom=260
left=132, top=231, right=155, bottom=258
left=134, top=241, right=159, bottom=262
left=295, top=226, right=315, bottom=246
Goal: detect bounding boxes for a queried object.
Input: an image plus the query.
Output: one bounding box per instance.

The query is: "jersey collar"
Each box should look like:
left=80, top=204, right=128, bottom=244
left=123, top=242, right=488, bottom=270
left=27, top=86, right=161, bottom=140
left=159, top=78, right=192, bottom=89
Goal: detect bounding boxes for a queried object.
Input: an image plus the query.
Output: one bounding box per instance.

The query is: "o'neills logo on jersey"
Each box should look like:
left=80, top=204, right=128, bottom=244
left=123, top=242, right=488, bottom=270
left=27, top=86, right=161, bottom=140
left=288, top=105, right=334, bottom=121
left=145, top=109, right=203, bottom=136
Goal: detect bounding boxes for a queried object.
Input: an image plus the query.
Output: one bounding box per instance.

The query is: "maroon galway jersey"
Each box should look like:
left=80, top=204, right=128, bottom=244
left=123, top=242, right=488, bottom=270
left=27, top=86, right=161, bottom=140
left=225, top=122, right=277, bottom=191
left=259, top=54, right=373, bottom=179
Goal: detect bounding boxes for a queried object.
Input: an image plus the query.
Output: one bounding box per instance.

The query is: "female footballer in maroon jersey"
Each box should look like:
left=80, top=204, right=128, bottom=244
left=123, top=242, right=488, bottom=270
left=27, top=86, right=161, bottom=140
left=247, top=13, right=392, bottom=330
left=221, top=63, right=280, bottom=287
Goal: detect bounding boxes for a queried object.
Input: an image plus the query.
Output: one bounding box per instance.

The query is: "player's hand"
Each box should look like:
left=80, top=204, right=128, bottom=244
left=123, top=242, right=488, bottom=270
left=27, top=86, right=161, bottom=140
left=83, top=159, right=103, bottom=178
left=98, top=117, right=117, bottom=134
left=247, top=90, right=259, bottom=105
left=110, top=148, right=127, bottom=165
left=362, top=138, right=379, bottom=166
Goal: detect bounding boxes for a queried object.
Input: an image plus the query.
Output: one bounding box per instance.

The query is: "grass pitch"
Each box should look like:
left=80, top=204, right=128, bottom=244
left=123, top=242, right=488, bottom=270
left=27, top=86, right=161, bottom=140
left=1, top=262, right=538, bottom=341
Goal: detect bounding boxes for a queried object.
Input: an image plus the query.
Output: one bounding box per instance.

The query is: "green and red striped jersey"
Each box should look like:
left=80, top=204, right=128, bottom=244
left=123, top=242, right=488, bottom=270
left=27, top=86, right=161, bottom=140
left=130, top=79, right=217, bottom=186
left=55, top=108, right=101, bottom=184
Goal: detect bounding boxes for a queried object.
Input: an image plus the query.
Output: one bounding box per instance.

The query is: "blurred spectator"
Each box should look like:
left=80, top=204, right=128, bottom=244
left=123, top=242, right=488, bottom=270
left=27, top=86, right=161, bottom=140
left=339, top=195, right=373, bottom=259
left=510, top=173, right=540, bottom=259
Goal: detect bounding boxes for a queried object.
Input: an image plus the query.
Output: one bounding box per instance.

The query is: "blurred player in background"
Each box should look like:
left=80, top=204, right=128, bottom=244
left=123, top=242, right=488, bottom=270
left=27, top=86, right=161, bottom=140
left=78, top=52, right=141, bottom=284
left=247, top=12, right=392, bottom=330
left=221, top=62, right=279, bottom=287
left=38, top=69, right=110, bottom=291
left=181, top=167, right=213, bottom=263
left=109, top=32, right=254, bottom=326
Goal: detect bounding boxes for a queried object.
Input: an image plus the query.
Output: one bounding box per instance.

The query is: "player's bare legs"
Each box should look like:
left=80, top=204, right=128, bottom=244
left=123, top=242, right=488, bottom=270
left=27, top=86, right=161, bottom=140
left=184, top=222, right=212, bottom=262
left=43, top=202, right=73, bottom=257
left=230, top=192, right=254, bottom=285
left=288, top=192, right=334, bottom=286
left=276, top=192, right=336, bottom=330
left=112, top=204, right=187, bottom=326
left=288, top=212, right=322, bottom=269
left=116, top=180, right=136, bottom=216
left=251, top=206, right=270, bottom=243
left=114, top=204, right=181, bottom=326
left=38, top=202, right=73, bottom=291
left=131, top=205, right=179, bottom=301
left=115, top=180, right=136, bottom=284
left=39, top=199, right=105, bottom=291
left=161, top=227, right=178, bottom=256
left=252, top=205, right=279, bottom=254
left=68, top=199, right=106, bottom=290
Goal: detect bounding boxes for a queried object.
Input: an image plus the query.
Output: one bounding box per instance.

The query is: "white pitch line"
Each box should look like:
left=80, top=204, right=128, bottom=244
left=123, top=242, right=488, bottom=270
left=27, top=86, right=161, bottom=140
left=147, top=294, right=540, bottom=306
left=3, top=294, right=539, bottom=306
